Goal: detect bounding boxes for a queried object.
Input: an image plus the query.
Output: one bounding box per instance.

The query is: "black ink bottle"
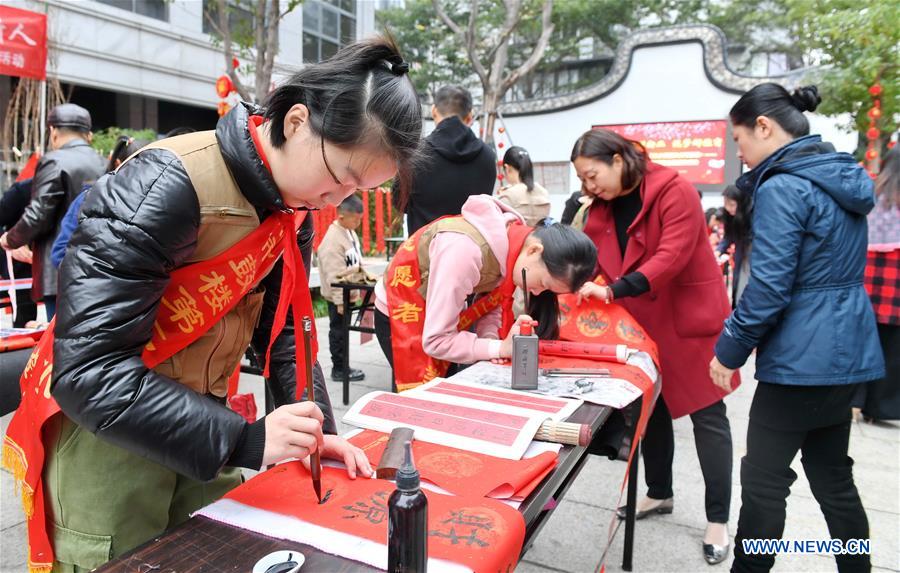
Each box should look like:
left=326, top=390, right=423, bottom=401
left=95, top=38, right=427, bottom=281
left=387, top=441, right=427, bottom=573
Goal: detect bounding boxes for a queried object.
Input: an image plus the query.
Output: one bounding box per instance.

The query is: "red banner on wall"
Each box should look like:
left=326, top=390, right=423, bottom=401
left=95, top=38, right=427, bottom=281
left=0, top=6, right=48, bottom=80
left=594, top=120, right=728, bottom=185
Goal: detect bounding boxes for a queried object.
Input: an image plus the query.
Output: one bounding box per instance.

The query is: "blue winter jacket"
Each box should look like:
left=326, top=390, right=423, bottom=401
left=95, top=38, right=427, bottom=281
left=50, top=187, right=88, bottom=268
left=715, top=135, right=885, bottom=385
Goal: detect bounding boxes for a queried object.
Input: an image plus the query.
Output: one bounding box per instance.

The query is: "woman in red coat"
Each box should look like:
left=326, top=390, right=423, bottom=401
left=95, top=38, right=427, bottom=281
left=572, top=129, right=739, bottom=564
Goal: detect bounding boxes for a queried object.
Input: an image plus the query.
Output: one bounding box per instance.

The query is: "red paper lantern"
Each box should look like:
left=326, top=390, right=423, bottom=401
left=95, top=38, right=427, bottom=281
left=215, top=74, right=234, bottom=98
left=497, top=142, right=504, bottom=149
left=889, top=141, right=897, bottom=150
left=868, top=84, right=882, bottom=97
left=866, top=127, right=880, bottom=141
left=874, top=99, right=881, bottom=108
left=497, top=160, right=504, bottom=167
left=497, top=174, right=504, bottom=181
left=868, top=107, right=882, bottom=120
left=232, top=57, right=240, bottom=70
left=865, top=148, right=879, bottom=161
left=868, top=171, right=878, bottom=180
left=498, top=127, right=505, bottom=134
left=217, top=101, right=231, bottom=116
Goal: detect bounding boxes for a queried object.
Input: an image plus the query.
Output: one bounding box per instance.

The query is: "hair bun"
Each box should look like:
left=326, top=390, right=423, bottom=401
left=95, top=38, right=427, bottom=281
left=791, top=85, right=821, bottom=113
left=389, top=60, right=410, bottom=76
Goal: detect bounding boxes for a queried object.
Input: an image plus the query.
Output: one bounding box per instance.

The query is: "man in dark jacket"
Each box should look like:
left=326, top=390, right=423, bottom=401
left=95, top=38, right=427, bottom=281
left=0, top=104, right=105, bottom=319
left=401, top=85, right=496, bottom=234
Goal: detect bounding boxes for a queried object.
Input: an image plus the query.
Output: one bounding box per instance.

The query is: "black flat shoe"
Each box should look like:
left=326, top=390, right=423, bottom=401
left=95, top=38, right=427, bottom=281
left=331, top=368, right=365, bottom=382
left=616, top=497, right=673, bottom=520
left=703, top=542, right=729, bottom=565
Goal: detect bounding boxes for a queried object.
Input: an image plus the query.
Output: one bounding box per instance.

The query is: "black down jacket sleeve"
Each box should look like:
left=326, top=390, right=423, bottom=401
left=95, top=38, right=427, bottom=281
left=252, top=213, right=337, bottom=435
left=51, top=149, right=249, bottom=482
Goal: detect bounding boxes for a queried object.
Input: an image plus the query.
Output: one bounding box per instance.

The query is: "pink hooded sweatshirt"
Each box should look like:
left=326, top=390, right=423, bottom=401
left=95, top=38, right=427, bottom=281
left=375, top=195, right=525, bottom=363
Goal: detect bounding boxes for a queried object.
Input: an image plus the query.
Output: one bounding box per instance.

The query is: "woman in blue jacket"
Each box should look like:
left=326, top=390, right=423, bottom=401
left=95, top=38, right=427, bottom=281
left=709, top=83, right=884, bottom=573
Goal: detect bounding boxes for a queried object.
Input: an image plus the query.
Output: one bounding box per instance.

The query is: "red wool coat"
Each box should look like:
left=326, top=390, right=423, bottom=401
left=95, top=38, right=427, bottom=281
left=583, top=162, right=739, bottom=418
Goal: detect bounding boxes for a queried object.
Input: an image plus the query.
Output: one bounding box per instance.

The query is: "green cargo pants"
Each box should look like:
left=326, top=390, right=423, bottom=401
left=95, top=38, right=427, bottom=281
left=43, top=415, right=242, bottom=572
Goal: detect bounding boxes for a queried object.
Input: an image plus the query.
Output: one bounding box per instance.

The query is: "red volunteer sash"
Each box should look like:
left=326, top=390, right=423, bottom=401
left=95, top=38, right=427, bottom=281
left=557, top=276, right=660, bottom=569
left=385, top=220, right=532, bottom=392
left=2, top=211, right=314, bottom=573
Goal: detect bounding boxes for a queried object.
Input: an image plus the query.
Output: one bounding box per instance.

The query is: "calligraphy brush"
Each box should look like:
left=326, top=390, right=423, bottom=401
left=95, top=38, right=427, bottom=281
left=302, top=316, right=322, bottom=503
left=522, top=268, right=530, bottom=310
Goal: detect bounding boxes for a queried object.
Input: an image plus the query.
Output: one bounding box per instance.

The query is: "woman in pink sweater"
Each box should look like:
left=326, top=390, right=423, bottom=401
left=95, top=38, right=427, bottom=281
left=374, top=195, right=596, bottom=391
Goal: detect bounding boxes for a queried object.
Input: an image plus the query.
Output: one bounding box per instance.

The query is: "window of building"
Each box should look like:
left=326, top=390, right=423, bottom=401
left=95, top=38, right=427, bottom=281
left=533, top=162, right=571, bottom=195
left=95, top=0, right=168, bottom=21
left=303, top=0, right=356, bottom=62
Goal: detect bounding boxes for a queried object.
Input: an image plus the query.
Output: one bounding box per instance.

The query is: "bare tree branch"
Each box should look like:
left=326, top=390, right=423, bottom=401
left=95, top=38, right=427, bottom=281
left=254, top=0, right=267, bottom=102
left=260, top=0, right=280, bottom=101
left=207, top=0, right=252, bottom=101
left=486, top=0, right=524, bottom=64
left=501, top=0, right=554, bottom=93
left=278, top=0, right=303, bottom=22
left=432, top=0, right=464, bottom=36
left=433, top=0, right=488, bottom=87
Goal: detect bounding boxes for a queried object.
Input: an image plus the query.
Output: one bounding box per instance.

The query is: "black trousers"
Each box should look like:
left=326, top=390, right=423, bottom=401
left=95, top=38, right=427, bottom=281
left=12, top=288, right=37, bottom=328
left=374, top=309, right=396, bottom=392
left=732, top=382, right=870, bottom=573
left=641, top=398, right=732, bottom=523
left=327, top=302, right=347, bottom=372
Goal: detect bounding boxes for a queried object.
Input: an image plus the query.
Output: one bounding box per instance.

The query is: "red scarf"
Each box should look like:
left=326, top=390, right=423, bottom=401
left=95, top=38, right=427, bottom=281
left=385, top=219, right=532, bottom=391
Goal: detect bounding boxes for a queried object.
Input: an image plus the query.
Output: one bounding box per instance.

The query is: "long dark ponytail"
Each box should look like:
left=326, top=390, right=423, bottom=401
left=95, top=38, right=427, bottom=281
left=527, top=222, right=597, bottom=339
left=504, top=146, right=535, bottom=191
left=721, top=185, right=752, bottom=251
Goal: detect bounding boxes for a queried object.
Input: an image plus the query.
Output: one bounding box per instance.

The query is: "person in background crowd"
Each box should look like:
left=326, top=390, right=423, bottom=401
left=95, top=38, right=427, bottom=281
left=496, top=146, right=551, bottom=226
left=560, top=189, right=584, bottom=225
left=709, top=83, right=884, bottom=573
left=51, top=135, right=152, bottom=268
left=718, top=184, right=753, bottom=305
left=318, top=194, right=374, bottom=383
left=572, top=128, right=737, bottom=565
left=0, top=104, right=106, bottom=320
left=3, top=36, right=422, bottom=571
left=852, top=145, right=900, bottom=422
left=161, top=126, right=196, bottom=138
left=0, top=179, right=38, bottom=327
left=374, top=195, right=596, bottom=391
left=399, top=85, right=496, bottom=234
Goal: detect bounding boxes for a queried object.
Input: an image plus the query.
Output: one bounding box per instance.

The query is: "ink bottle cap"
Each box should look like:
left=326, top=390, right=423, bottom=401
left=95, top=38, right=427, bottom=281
left=395, top=441, right=420, bottom=492
left=519, top=320, right=537, bottom=336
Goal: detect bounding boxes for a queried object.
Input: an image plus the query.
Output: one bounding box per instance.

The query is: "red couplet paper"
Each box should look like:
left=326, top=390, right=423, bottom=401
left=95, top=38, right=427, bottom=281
left=349, top=430, right=557, bottom=499
left=418, top=380, right=572, bottom=415
left=224, top=463, right=525, bottom=573
left=358, top=392, right=532, bottom=447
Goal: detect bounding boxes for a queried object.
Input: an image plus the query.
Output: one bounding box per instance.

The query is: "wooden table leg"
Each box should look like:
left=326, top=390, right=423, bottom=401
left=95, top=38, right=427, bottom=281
left=622, top=439, right=639, bottom=571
